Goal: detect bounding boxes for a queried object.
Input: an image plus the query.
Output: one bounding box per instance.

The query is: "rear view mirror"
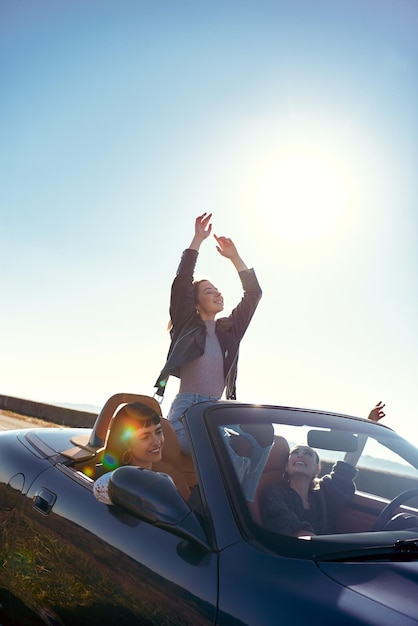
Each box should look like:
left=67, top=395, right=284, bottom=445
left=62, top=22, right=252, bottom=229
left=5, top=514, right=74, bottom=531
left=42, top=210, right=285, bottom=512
left=307, top=429, right=358, bottom=452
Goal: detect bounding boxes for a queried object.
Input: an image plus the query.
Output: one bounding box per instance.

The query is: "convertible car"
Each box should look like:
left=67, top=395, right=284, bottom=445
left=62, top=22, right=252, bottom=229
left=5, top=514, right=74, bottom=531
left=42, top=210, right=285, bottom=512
left=1, top=393, right=418, bottom=625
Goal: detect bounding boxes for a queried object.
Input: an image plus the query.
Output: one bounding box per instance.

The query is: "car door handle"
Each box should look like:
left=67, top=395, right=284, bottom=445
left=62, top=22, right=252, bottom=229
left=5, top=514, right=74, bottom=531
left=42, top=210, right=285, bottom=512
left=33, top=488, right=57, bottom=515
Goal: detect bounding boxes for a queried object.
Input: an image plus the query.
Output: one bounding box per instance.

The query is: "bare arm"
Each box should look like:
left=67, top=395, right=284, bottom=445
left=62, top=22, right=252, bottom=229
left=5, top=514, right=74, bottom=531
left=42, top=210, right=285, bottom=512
left=344, top=402, right=386, bottom=466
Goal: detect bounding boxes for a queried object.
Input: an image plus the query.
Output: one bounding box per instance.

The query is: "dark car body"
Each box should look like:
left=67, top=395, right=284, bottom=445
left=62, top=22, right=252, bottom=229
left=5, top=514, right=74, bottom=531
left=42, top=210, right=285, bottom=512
left=1, top=393, right=418, bottom=625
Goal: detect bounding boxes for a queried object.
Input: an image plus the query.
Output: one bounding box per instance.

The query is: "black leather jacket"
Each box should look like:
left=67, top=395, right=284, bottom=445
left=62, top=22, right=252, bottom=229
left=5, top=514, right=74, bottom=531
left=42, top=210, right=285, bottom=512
left=155, top=248, right=262, bottom=399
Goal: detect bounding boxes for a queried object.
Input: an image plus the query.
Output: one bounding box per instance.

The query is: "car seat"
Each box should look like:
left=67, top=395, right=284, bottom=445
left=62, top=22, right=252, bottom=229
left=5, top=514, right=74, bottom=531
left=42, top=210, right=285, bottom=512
left=153, top=418, right=191, bottom=500
left=251, top=435, right=290, bottom=525
left=179, top=453, right=197, bottom=490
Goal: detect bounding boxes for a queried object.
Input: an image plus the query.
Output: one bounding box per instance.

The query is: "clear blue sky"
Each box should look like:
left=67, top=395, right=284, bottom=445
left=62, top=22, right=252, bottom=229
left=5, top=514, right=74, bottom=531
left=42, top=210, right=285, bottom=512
left=1, top=0, right=417, bottom=441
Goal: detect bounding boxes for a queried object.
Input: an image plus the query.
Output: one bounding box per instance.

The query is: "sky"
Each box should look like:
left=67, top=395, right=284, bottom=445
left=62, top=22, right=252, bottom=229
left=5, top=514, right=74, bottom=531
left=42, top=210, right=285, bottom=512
left=1, top=0, right=417, bottom=441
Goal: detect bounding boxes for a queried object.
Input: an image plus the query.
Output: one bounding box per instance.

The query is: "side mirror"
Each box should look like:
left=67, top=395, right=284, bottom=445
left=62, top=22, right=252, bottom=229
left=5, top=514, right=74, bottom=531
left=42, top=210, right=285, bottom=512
left=108, top=467, right=209, bottom=548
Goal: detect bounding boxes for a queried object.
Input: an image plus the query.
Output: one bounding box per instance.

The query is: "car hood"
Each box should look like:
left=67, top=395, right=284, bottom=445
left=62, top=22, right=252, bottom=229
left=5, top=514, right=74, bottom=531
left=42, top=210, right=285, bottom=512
left=318, top=561, right=418, bottom=621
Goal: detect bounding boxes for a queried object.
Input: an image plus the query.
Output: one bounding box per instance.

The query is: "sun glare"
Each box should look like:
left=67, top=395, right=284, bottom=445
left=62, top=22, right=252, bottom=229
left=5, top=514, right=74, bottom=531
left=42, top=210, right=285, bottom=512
left=256, top=150, right=349, bottom=242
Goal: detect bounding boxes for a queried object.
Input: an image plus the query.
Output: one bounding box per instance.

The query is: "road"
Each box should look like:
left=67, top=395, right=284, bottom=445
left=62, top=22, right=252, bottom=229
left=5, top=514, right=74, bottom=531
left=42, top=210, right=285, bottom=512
left=0, top=410, right=60, bottom=431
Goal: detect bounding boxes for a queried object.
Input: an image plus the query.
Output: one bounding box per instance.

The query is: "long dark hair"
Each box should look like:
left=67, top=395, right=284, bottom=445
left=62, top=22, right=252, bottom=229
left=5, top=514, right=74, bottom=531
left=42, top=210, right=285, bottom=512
left=192, top=279, right=208, bottom=306
left=167, top=278, right=209, bottom=332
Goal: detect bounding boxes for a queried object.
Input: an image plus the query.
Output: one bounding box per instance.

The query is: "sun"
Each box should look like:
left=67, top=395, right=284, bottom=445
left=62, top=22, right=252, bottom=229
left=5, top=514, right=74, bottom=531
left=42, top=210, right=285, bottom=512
left=256, top=149, right=349, bottom=242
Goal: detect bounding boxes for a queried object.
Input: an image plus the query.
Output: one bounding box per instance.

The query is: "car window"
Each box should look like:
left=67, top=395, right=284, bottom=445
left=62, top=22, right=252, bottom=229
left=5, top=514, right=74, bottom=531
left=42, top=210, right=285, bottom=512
left=209, top=406, right=418, bottom=552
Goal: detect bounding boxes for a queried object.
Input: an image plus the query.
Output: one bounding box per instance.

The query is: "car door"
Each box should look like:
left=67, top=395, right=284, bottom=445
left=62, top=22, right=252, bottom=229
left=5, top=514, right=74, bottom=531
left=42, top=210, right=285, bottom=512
left=10, top=463, right=218, bottom=626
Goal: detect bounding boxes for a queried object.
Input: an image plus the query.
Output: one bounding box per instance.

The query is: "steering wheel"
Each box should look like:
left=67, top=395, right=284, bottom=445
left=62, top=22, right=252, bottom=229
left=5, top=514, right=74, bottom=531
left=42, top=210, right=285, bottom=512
left=372, top=488, right=418, bottom=531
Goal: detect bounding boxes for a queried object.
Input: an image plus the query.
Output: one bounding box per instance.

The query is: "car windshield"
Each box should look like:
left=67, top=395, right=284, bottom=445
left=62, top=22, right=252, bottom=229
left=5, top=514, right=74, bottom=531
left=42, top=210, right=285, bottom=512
left=208, top=405, right=418, bottom=554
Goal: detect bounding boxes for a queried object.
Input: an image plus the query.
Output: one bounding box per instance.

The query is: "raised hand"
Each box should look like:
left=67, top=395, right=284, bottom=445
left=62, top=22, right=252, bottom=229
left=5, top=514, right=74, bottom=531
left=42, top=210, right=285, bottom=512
left=213, top=234, right=238, bottom=259
left=368, top=401, right=386, bottom=423
left=195, top=212, right=212, bottom=240
left=189, top=213, right=213, bottom=250
left=214, top=234, right=248, bottom=271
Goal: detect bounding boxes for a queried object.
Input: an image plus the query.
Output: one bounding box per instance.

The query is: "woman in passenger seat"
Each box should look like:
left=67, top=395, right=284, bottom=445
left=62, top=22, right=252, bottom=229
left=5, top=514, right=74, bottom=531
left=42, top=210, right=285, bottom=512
left=260, top=402, right=385, bottom=536
left=261, top=444, right=357, bottom=537
left=93, top=402, right=165, bottom=505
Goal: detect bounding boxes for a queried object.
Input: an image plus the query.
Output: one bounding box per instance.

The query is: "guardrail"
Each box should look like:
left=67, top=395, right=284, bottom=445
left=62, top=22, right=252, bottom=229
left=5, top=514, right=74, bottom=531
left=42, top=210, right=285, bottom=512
left=0, top=394, right=98, bottom=428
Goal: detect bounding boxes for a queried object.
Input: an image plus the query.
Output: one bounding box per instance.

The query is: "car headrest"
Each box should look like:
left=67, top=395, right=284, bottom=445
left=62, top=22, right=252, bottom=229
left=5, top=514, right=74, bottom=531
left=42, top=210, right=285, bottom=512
left=264, top=435, right=290, bottom=474
left=152, top=418, right=191, bottom=500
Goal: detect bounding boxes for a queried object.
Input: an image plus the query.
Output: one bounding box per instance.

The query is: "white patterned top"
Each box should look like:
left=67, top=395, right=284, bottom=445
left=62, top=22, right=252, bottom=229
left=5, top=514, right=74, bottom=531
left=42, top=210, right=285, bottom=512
left=93, top=471, right=114, bottom=504
left=93, top=469, right=175, bottom=505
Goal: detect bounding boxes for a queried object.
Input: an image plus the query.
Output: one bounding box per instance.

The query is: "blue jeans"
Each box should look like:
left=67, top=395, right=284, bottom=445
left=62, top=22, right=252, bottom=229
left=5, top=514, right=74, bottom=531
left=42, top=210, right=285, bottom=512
left=167, top=393, right=272, bottom=502
left=167, top=392, right=220, bottom=455
left=223, top=425, right=272, bottom=503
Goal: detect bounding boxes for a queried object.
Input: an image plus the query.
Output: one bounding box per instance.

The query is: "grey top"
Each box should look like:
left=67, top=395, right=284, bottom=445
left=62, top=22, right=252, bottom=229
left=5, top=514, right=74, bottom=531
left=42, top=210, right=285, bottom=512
left=179, top=320, right=225, bottom=397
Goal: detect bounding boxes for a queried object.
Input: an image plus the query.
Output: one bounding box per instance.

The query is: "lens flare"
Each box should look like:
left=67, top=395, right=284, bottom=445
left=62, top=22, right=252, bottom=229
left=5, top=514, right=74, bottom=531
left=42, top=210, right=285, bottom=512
left=120, top=425, right=135, bottom=442
left=103, top=453, right=118, bottom=470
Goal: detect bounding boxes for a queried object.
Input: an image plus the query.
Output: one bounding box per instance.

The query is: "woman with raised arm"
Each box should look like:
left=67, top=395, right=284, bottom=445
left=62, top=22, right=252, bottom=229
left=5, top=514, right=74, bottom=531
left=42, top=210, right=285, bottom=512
left=260, top=402, right=386, bottom=537
left=155, top=213, right=271, bottom=503
left=155, top=212, right=263, bottom=452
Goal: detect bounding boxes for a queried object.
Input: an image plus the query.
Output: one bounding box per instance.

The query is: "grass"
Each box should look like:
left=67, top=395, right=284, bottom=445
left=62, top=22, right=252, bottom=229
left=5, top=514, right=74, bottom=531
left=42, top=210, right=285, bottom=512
left=0, top=409, right=60, bottom=428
